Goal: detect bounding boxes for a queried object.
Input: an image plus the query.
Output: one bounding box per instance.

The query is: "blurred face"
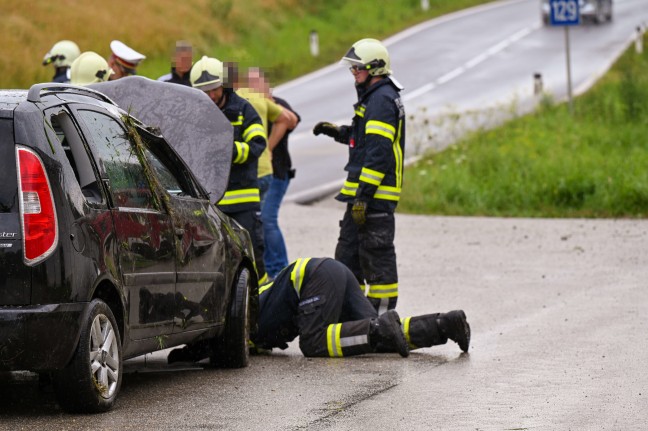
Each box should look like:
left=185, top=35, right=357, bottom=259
left=247, top=68, right=270, bottom=96
left=174, top=50, right=193, bottom=75
left=107, top=56, right=130, bottom=80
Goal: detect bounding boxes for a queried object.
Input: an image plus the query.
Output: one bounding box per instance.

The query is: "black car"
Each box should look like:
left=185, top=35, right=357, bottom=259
left=0, top=84, right=257, bottom=412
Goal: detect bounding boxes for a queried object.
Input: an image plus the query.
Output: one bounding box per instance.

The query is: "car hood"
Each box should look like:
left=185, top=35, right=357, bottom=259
left=90, top=76, right=233, bottom=202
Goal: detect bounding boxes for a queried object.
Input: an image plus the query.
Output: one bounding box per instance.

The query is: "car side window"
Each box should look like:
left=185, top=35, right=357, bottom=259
left=144, top=148, right=185, bottom=196
left=77, top=110, right=156, bottom=210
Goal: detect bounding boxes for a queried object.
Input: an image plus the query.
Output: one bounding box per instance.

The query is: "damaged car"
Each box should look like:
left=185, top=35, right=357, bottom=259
left=0, top=81, right=257, bottom=413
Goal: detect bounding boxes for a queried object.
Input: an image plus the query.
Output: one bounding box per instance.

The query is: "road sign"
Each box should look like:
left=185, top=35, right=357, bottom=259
left=549, top=0, right=580, bottom=26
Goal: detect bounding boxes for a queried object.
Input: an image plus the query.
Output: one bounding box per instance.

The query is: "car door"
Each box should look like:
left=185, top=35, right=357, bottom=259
left=75, top=108, right=177, bottom=340
left=140, top=131, right=228, bottom=332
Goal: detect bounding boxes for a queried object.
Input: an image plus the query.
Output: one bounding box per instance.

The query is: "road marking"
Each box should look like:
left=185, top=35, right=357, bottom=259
left=275, top=0, right=530, bottom=93
left=402, top=24, right=539, bottom=102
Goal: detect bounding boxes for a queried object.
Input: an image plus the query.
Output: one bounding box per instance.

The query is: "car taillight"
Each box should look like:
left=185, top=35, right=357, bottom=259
left=16, top=146, right=58, bottom=265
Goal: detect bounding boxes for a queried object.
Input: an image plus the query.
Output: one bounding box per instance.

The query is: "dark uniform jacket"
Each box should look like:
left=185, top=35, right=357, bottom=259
left=160, top=67, right=192, bottom=86
left=217, top=88, right=267, bottom=213
left=52, top=68, right=69, bottom=83
left=253, top=258, right=320, bottom=350
left=335, top=77, right=406, bottom=212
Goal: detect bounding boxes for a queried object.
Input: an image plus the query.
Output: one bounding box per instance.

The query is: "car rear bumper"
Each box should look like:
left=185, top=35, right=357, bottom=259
left=0, top=302, right=87, bottom=371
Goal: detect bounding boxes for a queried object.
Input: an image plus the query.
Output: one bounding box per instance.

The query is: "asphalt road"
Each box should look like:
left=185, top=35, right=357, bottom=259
left=277, top=0, right=648, bottom=203
left=1, top=202, right=646, bottom=429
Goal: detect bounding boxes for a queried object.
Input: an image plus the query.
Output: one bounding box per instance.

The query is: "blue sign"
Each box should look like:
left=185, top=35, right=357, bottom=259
left=550, top=0, right=580, bottom=26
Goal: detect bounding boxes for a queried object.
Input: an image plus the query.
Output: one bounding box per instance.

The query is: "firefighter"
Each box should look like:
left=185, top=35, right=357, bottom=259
left=190, top=56, right=268, bottom=284
left=313, top=38, right=406, bottom=314
left=70, top=52, right=114, bottom=86
left=42, top=40, right=81, bottom=83
left=167, top=257, right=469, bottom=363
left=251, top=258, right=469, bottom=358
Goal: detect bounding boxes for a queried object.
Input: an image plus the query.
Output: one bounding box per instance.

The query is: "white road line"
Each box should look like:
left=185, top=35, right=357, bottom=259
left=403, top=23, right=539, bottom=102
left=275, top=0, right=530, bottom=93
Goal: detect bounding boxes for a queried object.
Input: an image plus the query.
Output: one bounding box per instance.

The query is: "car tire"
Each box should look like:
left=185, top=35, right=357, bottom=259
left=210, top=268, right=251, bottom=368
left=53, top=299, right=122, bottom=413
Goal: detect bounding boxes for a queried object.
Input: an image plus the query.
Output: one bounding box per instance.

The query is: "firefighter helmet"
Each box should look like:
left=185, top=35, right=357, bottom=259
left=190, top=56, right=224, bottom=92
left=340, top=38, right=391, bottom=76
left=42, top=40, right=81, bottom=68
left=70, top=52, right=114, bottom=85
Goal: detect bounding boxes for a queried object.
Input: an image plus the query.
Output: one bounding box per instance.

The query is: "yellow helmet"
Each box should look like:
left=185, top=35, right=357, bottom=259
left=190, top=56, right=224, bottom=91
left=340, top=38, right=391, bottom=76
left=70, top=52, right=114, bottom=85
left=42, top=40, right=80, bottom=68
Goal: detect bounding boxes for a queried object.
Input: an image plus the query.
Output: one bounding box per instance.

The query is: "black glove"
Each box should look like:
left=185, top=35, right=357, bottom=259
left=351, top=199, right=367, bottom=225
left=313, top=122, right=340, bottom=140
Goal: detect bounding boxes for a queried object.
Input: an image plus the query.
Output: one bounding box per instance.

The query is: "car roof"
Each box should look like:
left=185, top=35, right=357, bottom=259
left=0, top=90, right=27, bottom=118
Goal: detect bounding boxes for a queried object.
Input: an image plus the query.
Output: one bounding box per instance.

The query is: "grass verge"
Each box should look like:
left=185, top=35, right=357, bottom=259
left=399, top=33, right=648, bottom=218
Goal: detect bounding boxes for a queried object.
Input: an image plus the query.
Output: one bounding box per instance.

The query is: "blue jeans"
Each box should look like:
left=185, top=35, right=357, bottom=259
left=262, top=176, right=290, bottom=278
left=258, top=174, right=273, bottom=206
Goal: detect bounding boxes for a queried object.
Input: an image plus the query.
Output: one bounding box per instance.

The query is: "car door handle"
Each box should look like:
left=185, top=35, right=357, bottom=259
left=175, top=228, right=185, bottom=237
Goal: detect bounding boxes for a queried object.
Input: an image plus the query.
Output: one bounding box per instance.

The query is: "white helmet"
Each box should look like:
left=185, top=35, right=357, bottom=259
left=190, top=56, right=224, bottom=92
left=340, top=38, right=391, bottom=76
left=43, top=40, right=81, bottom=68
left=70, top=52, right=114, bottom=85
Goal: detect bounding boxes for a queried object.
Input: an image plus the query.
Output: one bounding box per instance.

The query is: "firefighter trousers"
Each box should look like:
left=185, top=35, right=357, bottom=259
left=298, top=259, right=447, bottom=358
left=335, top=204, right=398, bottom=314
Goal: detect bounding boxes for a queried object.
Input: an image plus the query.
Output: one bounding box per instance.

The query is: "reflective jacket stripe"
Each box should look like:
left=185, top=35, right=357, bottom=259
left=355, top=106, right=366, bottom=117
left=367, top=283, right=398, bottom=298
left=359, top=167, right=385, bottom=186
left=340, top=180, right=401, bottom=201
left=233, top=141, right=250, bottom=164
left=259, top=281, right=273, bottom=295
left=231, top=115, right=244, bottom=126
left=243, top=123, right=266, bottom=143
left=327, top=323, right=343, bottom=357
left=218, top=188, right=260, bottom=205
left=393, top=120, right=404, bottom=189
left=365, top=120, right=396, bottom=141
left=290, top=257, right=311, bottom=296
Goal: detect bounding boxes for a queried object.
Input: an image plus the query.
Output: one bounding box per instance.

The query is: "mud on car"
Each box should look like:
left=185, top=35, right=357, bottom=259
left=0, top=84, right=257, bottom=412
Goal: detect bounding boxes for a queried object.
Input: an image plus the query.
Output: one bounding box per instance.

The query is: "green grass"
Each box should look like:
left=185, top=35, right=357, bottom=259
left=4, top=0, right=495, bottom=89
left=400, top=34, right=648, bottom=218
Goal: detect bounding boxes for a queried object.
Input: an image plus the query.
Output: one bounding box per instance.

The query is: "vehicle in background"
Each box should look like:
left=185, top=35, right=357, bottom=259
left=0, top=84, right=257, bottom=413
left=541, top=0, right=613, bottom=25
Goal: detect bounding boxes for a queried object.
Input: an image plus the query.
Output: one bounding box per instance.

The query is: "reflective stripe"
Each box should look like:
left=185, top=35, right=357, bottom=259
left=218, top=188, right=260, bottom=205
left=327, top=323, right=343, bottom=357
left=259, top=281, right=273, bottom=295
left=231, top=115, right=244, bottom=126
left=359, top=167, right=385, bottom=186
left=366, top=120, right=396, bottom=141
left=401, top=316, right=417, bottom=349
left=374, top=185, right=401, bottom=202
left=233, top=141, right=250, bottom=164
left=340, top=180, right=358, bottom=197
left=367, top=283, right=398, bottom=298
left=258, top=273, right=269, bottom=285
left=290, top=258, right=311, bottom=296
left=355, top=106, right=366, bottom=117
left=393, top=119, right=404, bottom=189
left=340, top=334, right=369, bottom=348
left=243, top=123, right=266, bottom=142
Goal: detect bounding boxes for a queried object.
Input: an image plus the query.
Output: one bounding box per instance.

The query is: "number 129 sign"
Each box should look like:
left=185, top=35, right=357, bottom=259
left=550, top=0, right=580, bottom=26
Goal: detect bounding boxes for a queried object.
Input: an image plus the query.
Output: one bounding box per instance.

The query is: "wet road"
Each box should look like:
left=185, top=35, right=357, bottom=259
left=277, top=0, right=648, bottom=203
left=1, top=203, right=647, bottom=429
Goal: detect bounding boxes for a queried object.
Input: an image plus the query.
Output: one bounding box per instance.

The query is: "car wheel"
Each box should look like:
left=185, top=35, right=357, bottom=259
left=53, top=299, right=122, bottom=413
left=210, top=267, right=251, bottom=368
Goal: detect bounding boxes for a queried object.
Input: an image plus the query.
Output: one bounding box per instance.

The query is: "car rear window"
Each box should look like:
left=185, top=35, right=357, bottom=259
left=0, top=119, right=17, bottom=213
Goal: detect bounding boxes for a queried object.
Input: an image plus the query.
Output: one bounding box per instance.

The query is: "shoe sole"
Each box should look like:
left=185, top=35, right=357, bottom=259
left=450, top=310, right=471, bottom=352
left=385, top=310, right=410, bottom=358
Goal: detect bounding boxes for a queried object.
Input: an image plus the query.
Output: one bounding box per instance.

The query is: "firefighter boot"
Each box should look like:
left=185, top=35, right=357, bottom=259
left=437, top=310, right=471, bottom=353
left=369, top=310, right=409, bottom=357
